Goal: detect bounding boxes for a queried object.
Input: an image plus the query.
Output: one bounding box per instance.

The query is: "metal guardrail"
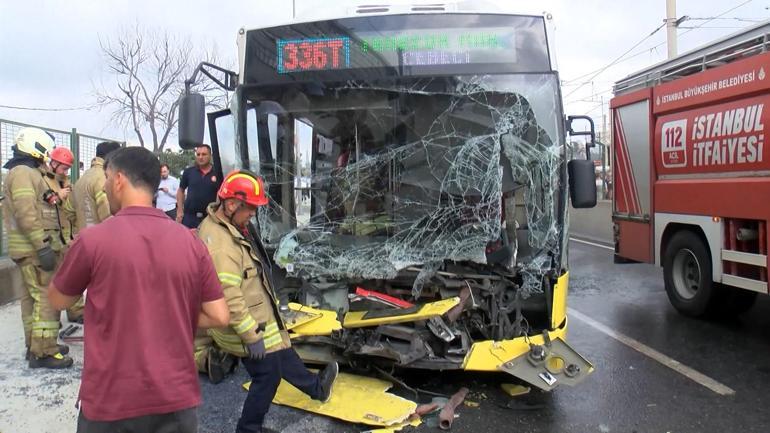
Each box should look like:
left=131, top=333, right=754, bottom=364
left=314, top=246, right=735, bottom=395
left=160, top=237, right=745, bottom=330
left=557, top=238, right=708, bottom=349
left=0, top=118, right=123, bottom=255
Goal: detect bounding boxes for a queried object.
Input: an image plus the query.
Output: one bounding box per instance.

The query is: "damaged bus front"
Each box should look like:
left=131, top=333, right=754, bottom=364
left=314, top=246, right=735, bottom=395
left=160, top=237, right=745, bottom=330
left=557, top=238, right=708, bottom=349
left=179, top=10, right=598, bottom=392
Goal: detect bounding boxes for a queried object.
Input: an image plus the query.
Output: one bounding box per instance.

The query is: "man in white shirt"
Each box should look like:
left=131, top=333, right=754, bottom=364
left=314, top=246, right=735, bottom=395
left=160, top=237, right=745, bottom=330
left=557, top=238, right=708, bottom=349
left=156, top=164, right=180, bottom=219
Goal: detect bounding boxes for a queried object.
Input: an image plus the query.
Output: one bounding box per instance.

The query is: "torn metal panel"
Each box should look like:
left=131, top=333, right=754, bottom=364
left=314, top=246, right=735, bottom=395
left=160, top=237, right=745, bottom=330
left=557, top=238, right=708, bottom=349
left=245, top=372, right=418, bottom=427
left=343, top=298, right=459, bottom=328
left=498, top=337, right=594, bottom=392
left=282, top=303, right=341, bottom=336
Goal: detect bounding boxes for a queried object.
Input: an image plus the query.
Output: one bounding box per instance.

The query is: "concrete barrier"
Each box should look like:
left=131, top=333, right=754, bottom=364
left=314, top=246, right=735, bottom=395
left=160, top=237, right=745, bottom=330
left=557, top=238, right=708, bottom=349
left=0, top=258, right=22, bottom=305
left=569, top=199, right=613, bottom=245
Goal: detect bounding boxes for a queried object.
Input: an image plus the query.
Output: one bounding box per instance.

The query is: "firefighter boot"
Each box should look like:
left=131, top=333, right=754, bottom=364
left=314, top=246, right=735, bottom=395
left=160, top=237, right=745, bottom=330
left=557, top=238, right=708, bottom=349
left=316, top=361, right=339, bottom=403
left=29, top=352, right=74, bottom=369
left=25, top=344, right=69, bottom=360
left=207, top=347, right=237, bottom=384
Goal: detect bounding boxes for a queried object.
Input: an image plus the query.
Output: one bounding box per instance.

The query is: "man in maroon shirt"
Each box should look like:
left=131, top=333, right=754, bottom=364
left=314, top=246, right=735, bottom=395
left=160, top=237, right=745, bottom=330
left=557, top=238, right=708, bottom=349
left=48, top=147, right=230, bottom=433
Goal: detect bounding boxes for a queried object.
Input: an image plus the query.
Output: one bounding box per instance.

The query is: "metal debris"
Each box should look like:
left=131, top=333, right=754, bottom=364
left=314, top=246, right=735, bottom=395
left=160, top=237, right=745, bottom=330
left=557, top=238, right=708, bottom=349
left=439, top=387, right=469, bottom=430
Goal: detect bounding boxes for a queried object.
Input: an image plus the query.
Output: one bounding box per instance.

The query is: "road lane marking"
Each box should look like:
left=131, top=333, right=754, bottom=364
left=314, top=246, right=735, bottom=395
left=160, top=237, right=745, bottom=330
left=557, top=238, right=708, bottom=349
left=568, top=308, right=736, bottom=396
left=569, top=237, right=614, bottom=251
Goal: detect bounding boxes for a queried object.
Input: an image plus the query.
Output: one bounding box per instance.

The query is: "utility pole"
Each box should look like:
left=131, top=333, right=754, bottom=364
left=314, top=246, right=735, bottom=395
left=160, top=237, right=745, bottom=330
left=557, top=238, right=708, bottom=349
left=666, top=0, right=678, bottom=59
left=601, top=96, right=607, bottom=143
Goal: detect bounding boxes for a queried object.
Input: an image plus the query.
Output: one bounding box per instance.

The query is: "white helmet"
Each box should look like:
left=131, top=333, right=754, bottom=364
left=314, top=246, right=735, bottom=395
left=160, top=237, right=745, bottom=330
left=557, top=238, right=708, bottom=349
left=13, top=127, right=55, bottom=161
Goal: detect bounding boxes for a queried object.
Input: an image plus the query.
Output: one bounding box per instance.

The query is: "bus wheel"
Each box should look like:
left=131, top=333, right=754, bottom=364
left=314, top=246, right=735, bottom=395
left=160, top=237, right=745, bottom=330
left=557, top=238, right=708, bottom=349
left=663, top=231, right=716, bottom=317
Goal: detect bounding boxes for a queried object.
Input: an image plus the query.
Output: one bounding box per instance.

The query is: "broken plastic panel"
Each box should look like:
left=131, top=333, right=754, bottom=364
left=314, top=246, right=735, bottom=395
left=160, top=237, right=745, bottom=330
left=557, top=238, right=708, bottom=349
left=244, top=74, right=565, bottom=297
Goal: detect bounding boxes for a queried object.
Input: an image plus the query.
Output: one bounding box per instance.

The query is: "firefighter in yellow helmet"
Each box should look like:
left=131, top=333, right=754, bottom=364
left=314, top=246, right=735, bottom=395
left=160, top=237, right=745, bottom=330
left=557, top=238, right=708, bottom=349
left=195, top=169, right=338, bottom=433
left=43, top=147, right=83, bottom=324
left=2, top=127, right=73, bottom=368
left=71, top=141, right=121, bottom=234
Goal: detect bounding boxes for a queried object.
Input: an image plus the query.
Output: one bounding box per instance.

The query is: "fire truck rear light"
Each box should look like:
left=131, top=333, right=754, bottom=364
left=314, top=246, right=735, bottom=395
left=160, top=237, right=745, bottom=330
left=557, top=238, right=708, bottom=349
left=713, top=216, right=721, bottom=222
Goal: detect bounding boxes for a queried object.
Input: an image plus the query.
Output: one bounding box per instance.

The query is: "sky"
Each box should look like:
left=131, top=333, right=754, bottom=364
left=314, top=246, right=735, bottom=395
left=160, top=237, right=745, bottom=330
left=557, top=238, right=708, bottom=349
left=0, top=0, right=768, bottom=147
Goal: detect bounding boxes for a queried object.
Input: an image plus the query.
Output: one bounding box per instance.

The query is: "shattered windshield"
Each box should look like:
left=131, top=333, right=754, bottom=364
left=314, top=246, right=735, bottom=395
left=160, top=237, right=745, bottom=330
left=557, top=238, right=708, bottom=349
left=240, top=74, right=565, bottom=292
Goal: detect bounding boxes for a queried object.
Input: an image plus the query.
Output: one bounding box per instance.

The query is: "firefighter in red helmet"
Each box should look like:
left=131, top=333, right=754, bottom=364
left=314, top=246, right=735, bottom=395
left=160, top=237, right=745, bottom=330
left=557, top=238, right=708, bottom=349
left=194, top=169, right=338, bottom=433
left=43, top=147, right=84, bottom=325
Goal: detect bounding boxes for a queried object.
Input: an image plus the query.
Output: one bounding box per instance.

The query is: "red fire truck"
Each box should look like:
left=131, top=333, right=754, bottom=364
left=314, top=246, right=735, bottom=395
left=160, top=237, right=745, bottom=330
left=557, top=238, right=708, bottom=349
left=611, top=22, right=770, bottom=317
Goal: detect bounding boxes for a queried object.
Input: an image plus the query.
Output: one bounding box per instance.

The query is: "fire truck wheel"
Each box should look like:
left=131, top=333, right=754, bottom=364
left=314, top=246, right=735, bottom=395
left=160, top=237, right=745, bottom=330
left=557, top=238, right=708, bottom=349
left=716, top=285, right=758, bottom=317
left=663, top=230, right=715, bottom=317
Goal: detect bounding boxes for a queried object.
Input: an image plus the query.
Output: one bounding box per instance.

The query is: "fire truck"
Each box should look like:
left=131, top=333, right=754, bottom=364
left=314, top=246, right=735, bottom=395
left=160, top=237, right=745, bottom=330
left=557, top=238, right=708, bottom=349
left=611, top=21, right=770, bottom=317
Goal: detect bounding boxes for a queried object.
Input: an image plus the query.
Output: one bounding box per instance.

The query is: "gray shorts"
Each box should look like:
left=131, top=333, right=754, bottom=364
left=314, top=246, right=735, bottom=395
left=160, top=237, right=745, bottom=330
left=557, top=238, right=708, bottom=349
left=77, top=407, right=198, bottom=433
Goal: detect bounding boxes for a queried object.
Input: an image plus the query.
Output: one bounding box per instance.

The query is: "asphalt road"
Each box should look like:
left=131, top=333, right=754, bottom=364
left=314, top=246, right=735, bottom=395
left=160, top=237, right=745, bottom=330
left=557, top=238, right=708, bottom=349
left=198, top=240, right=770, bottom=433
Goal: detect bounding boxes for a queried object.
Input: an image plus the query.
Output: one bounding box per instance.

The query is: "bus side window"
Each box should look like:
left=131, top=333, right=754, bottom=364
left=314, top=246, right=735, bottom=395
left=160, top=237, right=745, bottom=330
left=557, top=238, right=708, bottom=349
left=294, top=119, right=313, bottom=226
left=214, top=113, right=238, bottom=174
left=249, top=109, right=278, bottom=174
left=246, top=107, right=259, bottom=171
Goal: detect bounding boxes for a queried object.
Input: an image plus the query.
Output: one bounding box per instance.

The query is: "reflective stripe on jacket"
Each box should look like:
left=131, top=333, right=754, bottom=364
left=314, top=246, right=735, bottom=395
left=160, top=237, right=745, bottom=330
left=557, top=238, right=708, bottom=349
left=197, top=203, right=290, bottom=357
left=2, top=164, right=51, bottom=259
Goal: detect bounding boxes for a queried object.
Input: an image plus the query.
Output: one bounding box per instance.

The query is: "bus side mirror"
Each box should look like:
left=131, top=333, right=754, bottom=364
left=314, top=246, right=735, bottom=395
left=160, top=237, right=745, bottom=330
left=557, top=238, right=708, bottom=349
left=568, top=159, right=597, bottom=208
left=565, top=115, right=598, bottom=208
left=179, top=93, right=205, bottom=150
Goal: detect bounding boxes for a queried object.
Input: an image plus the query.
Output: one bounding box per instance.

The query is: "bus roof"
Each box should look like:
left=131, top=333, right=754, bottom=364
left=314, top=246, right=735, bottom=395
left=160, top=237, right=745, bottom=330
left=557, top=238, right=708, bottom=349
left=241, top=1, right=544, bottom=32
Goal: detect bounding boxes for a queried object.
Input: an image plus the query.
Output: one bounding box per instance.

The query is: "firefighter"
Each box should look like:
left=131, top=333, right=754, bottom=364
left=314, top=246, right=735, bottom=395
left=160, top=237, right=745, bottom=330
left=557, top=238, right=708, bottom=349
left=196, top=169, right=338, bottom=433
left=2, top=128, right=73, bottom=369
left=43, top=147, right=83, bottom=324
left=71, top=141, right=121, bottom=234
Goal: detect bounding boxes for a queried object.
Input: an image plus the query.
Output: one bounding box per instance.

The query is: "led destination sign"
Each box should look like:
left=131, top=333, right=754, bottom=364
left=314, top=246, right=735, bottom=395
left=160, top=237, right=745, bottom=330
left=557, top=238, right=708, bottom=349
left=277, top=37, right=351, bottom=73
left=277, top=28, right=516, bottom=74
left=246, top=15, right=551, bottom=81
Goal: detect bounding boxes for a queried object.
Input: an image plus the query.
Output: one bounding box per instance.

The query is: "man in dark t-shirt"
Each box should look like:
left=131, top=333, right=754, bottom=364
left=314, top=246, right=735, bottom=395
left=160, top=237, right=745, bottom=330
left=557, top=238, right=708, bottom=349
left=176, top=144, right=221, bottom=229
left=48, top=147, right=229, bottom=432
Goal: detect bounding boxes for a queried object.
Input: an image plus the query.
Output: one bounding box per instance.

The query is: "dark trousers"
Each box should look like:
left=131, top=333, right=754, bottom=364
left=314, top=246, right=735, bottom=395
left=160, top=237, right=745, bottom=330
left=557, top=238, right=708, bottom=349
left=77, top=407, right=197, bottom=433
left=237, top=348, right=321, bottom=433
left=164, top=207, right=177, bottom=220
left=181, top=212, right=204, bottom=229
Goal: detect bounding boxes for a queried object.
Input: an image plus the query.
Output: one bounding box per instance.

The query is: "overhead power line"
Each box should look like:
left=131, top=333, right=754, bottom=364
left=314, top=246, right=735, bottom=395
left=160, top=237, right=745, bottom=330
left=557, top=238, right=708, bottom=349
left=563, top=0, right=756, bottom=102
left=0, top=103, right=99, bottom=112
left=676, top=0, right=756, bottom=35
left=685, top=16, right=763, bottom=22
left=563, top=22, right=667, bottom=99
left=679, top=26, right=750, bottom=29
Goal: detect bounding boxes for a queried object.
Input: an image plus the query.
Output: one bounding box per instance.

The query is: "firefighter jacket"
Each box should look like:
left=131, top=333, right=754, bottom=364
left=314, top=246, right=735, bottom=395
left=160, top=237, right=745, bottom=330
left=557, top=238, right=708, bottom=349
left=42, top=171, right=77, bottom=251
left=72, top=157, right=110, bottom=234
left=2, top=163, right=54, bottom=260
left=197, top=203, right=291, bottom=357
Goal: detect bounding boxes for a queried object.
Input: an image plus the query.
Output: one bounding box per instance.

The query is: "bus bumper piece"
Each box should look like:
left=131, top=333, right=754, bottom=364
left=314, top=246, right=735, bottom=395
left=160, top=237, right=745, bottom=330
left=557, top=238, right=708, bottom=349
left=498, top=335, right=593, bottom=391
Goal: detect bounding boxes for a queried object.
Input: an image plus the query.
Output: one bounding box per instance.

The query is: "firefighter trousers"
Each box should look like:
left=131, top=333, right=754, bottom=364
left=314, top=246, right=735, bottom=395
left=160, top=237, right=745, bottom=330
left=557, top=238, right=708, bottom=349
left=236, top=348, right=322, bottom=433
left=17, top=257, right=60, bottom=356
left=193, top=332, right=213, bottom=373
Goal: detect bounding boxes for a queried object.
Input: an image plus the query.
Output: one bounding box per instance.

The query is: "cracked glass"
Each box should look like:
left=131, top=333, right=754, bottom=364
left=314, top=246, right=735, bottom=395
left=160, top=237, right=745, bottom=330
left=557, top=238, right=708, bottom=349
left=242, top=73, right=565, bottom=298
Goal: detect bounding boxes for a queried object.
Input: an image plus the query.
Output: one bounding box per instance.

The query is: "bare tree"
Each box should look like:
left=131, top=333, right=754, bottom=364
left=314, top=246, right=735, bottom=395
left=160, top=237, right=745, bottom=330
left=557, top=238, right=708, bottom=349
left=95, top=25, right=229, bottom=152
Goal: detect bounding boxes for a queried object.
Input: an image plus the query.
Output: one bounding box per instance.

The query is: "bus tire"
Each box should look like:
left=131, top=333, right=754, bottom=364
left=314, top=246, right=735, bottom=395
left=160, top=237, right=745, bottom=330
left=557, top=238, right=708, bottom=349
left=663, top=230, right=716, bottom=317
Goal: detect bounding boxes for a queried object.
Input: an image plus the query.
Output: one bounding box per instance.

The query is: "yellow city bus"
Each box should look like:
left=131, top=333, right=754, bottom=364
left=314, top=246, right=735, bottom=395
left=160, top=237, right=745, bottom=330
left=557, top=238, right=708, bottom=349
left=178, top=3, right=597, bottom=392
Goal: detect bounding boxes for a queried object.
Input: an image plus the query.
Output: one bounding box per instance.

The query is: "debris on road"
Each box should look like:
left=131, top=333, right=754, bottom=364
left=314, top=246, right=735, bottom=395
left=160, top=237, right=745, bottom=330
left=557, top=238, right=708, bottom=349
left=408, top=402, right=441, bottom=422
left=438, top=387, right=469, bottom=430
left=500, top=383, right=531, bottom=397
left=244, top=372, right=417, bottom=428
